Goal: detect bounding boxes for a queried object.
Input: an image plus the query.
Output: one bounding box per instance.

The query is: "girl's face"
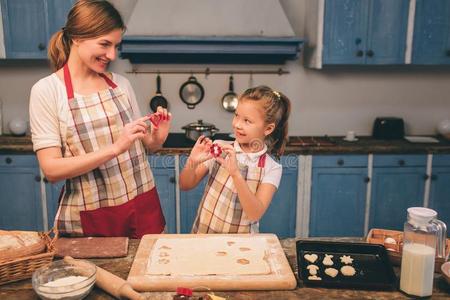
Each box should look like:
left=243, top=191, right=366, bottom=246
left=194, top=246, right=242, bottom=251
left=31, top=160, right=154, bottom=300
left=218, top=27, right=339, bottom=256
left=232, top=98, right=275, bottom=150
left=73, top=28, right=122, bottom=73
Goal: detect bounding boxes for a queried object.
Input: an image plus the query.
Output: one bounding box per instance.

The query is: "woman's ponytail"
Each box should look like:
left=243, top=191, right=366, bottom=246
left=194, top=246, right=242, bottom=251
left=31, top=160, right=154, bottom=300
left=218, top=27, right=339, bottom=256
left=48, top=30, right=71, bottom=71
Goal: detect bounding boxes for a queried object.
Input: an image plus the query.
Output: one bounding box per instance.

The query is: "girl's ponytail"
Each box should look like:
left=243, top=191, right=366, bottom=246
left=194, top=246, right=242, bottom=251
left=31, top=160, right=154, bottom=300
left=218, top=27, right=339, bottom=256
left=48, top=29, right=71, bottom=71
left=268, top=93, right=291, bottom=158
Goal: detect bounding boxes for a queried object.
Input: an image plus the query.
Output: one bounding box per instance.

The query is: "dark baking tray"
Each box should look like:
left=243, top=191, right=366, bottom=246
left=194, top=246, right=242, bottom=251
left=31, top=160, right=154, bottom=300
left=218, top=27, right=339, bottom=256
left=296, top=240, right=397, bottom=290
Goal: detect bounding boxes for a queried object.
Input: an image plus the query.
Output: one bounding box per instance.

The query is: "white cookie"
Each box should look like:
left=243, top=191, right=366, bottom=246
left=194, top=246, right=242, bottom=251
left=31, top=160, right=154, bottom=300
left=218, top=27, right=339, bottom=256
left=304, top=253, right=318, bottom=264
left=306, top=264, right=319, bottom=276
left=308, top=275, right=322, bottom=281
left=340, top=265, right=356, bottom=276
left=324, top=267, right=338, bottom=278
left=322, top=254, right=334, bottom=266
left=340, top=255, right=354, bottom=265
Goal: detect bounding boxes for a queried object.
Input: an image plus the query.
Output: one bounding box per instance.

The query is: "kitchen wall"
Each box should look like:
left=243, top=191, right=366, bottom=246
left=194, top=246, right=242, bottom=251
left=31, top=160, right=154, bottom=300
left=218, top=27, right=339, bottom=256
left=0, top=0, right=449, bottom=137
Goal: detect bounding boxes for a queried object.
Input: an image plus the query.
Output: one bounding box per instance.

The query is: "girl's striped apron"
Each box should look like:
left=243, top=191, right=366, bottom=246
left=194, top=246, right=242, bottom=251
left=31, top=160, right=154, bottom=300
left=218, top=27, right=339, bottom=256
left=192, top=150, right=266, bottom=234
left=55, top=64, right=165, bottom=238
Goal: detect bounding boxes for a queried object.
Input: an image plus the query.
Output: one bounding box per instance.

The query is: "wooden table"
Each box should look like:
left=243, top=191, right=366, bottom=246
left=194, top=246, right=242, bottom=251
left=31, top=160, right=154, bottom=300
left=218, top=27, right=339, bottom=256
left=0, top=238, right=449, bottom=299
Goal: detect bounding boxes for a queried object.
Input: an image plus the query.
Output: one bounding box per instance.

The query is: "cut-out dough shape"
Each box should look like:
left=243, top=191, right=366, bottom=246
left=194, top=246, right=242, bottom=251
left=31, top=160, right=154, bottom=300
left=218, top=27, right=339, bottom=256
left=239, top=247, right=251, bottom=252
left=237, top=258, right=250, bottom=265
left=304, top=254, right=318, bottom=263
left=158, top=258, right=170, bottom=264
left=308, top=275, right=322, bottom=281
left=216, top=251, right=227, bottom=256
left=227, top=241, right=235, bottom=246
left=341, top=265, right=356, bottom=276
left=159, top=245, right=171, bottom=250
left=323, top=254, right=334, bottom=266
left=325, top=268, right=338, bottom=278
left=159, top=252, right=169, bottom=257
left=340, top=255, right=353, bottom=264
left=306, top=264, right=319, bottom=275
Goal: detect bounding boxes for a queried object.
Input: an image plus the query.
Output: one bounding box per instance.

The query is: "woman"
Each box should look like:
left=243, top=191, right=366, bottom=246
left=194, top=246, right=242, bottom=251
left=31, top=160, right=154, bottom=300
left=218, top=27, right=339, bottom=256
left=29, top=0, right=171, bottom=238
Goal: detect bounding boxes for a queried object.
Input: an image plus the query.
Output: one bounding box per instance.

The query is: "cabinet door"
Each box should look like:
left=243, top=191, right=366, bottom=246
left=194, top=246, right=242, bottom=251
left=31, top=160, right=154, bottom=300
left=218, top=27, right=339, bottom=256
left=366, top=0, right=409, bottom=64
left=47, top=0, right=75, bottom=34
left=309, top=156, right=368, bottom=237
left=1, top=0, right=48, bottom=58
left=179, top=155, right=208, bottom=233
left=429, top=155, right=450, bottom=230
left=412, top=0, right=450, bottom=64
left=323, top=0, right=369, bottom=64
left=149, top=156, right=176, bottom=234
left=0, top=155, right=43, bottom=230
left=370, top=155, right=427, bottom=230
left=260, top=156, right=298, bottom=238
left=45, top=180, right=64, bottom=230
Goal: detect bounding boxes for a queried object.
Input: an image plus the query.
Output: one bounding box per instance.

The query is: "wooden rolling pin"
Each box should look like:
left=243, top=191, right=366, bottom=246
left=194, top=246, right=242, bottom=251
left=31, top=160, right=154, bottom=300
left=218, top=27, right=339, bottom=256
left=64, top=256, right=145, bottom=300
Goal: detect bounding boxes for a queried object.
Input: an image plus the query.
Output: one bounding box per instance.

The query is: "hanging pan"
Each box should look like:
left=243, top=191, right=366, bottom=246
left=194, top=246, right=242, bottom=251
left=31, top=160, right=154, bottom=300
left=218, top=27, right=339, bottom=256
left=149, top=74, right=168, bottom=112
left=179, top=75, right=204, bottom=109
left=221, top=75, right=238, bottom=112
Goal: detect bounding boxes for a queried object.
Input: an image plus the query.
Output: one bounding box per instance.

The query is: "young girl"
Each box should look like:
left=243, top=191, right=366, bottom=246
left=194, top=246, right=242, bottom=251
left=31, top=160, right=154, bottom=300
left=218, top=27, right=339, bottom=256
left=179, top=86, right=291, bottom=233
left=29, top=0, right=171, bottom=238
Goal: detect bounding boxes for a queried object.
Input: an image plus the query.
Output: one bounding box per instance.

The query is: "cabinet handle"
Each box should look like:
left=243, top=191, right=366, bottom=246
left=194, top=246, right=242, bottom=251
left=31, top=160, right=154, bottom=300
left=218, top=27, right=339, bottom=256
left=355, top=38, right=362, bottom=45
left=364, top=177, right=370, bottom=183
left=5, top=157, right=12, bottom=164
left=43, top=177, right=49, bottom=183
left=356, top=50, right=364, bottom=57
left=366, top=50, right=374, bottom=57
left=431, top=174, right=437, bottom=181
left=34, top=175, right=41, bottom=182
left=169, top=176, right=176, bottom=183
left=398, top=159, right=405, bottom=166
left=337, top=159, right=344, bottom=166
left=423, top=174, right=429, bottom=180
left=38, top=43, right=46, bottom=51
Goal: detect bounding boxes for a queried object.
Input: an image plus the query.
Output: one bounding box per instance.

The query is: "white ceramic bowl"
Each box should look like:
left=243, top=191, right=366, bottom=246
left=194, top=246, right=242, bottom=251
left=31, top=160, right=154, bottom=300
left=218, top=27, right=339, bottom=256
left=8, top=118, right=27, bottom=136
left=32, top=259, right=96, bottom=300
left=437, top=119, right=450, bottom=140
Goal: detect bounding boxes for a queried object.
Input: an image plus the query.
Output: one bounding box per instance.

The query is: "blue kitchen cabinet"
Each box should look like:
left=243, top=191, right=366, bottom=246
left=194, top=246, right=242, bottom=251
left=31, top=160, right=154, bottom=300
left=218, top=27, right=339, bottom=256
left=309, top=155, right=368, bottom=237
left=412, top=0, right=450, bottom=65
left=0, top=155, right=44, bottom=230
left=429, top=155, right=450, bottom=229
left=260, top=155, right=298, bottom=238
left=179, top=155, right=208, bottom=234
left=45, top=180, right=64, bottom=230
left=148, top=155, right=176, bottom=234
left=0, top=0, right=74, bottom=58
left=319, top=0, right=409, bottom=65
left=369, top=155, right=427, bottom=231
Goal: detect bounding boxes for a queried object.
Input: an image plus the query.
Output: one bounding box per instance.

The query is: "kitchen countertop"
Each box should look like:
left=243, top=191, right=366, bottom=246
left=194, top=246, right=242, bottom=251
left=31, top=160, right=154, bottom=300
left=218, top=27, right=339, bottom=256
left=1, top=134, right=450, bottom=155
left=0, top=237, right=448, bottom=299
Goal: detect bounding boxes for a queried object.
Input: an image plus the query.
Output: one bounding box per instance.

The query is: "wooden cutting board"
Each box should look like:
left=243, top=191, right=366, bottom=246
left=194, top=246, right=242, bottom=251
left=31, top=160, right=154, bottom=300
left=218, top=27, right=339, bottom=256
left=127, top=233, right=297, bottom=291
left=55, top=237, right=129, bottom=258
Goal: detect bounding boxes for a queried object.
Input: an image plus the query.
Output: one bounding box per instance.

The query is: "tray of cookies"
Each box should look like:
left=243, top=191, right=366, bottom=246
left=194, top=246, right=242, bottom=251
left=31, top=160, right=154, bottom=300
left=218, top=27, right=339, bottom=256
left=296, top=240, right=397, bottom=290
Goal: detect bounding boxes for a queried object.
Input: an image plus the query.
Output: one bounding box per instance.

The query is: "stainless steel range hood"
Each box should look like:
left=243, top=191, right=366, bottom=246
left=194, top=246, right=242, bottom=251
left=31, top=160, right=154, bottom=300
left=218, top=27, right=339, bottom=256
left=116, top=0, right=303, bottom=64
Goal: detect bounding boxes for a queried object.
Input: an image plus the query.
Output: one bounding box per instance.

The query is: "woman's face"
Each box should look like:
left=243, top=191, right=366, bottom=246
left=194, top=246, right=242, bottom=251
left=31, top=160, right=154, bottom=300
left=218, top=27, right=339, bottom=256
left=73, top=28, right=122, bottom=73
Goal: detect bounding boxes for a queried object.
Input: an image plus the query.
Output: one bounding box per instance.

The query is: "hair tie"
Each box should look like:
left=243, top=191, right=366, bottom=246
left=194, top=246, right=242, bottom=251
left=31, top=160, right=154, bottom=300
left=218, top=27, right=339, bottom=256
left=272, top=90, right=281, bottom=100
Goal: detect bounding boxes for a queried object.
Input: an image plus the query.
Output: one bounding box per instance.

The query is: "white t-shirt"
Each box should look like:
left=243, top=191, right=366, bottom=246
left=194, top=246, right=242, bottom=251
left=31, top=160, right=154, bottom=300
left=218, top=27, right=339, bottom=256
left=29, top=73, right=141, bottom=152
left=203, top=140, right=282, bottom=189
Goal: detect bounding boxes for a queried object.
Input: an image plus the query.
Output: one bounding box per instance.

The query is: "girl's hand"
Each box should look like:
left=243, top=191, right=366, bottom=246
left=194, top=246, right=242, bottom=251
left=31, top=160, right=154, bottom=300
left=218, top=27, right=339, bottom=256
left=188, top=135, right=213, bottom=166
left=150, top=106, right=171, bottom=144
left=215, top=144, right=240, bottom=177
left=113, top=117, right=148, bottom=155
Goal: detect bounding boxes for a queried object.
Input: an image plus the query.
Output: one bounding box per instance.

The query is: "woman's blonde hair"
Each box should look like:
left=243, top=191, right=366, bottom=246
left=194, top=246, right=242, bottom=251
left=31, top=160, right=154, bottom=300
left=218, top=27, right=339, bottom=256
left=239, top=85, right=291, bottom=158
left=48, top=0, right=125, bottom=71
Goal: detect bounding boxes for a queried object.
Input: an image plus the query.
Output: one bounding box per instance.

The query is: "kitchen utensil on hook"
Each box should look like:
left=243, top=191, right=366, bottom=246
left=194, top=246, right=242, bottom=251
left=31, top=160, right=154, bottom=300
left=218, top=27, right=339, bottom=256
left=221, top=75, right=238, bottom=112
left=179, top=75, right=204, bottom=109
left=149, top=74, right=168, bottom=112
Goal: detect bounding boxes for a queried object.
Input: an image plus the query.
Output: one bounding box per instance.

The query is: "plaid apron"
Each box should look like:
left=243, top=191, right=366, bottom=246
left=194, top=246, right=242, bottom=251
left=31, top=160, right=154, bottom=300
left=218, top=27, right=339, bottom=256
left=55, top=64, right=165, bottom=237
left=192, top=151, right=266, bottom=234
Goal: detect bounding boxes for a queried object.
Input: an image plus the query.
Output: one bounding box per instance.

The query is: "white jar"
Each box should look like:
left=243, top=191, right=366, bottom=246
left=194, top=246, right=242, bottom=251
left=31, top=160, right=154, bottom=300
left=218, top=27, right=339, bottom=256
left=8, top=118, right=27, bottom=136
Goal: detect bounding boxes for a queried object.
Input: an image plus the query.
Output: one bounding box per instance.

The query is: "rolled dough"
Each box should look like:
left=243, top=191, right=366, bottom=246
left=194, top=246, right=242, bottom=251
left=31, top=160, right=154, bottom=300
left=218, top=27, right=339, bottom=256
left=146, top=236, right=271, bottom=276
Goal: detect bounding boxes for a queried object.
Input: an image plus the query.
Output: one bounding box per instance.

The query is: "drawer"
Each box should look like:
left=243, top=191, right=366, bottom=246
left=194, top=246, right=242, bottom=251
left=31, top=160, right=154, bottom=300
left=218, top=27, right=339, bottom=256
left=312, top=155, right=368, bottom=168
left=0, top=155, right=39, bottom=167
left=432, top=154, right=450, bottom=167
left=373, top=154, right=427, bottom=167
left=148, top=155, right=175, bottom=169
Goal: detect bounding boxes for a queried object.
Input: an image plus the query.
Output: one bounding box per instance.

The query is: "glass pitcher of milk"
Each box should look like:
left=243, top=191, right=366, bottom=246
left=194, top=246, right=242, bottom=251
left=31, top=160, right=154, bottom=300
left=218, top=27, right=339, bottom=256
left=400, top=207, right=447, bottom=297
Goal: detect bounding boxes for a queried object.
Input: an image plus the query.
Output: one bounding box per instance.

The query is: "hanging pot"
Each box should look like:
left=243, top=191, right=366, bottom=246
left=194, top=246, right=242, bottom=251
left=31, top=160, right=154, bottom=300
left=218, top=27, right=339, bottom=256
left=149, top=74, right=169, bottom=112
left=221, top=75, right=238, bottom=112
left=182, top=119, right=219, bottom=142
left=179, top=75, right=204, bottom=109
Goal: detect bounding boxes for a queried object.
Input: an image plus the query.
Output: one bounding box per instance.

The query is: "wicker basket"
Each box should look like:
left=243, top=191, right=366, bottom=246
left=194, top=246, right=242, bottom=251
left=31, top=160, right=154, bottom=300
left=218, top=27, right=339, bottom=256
left=0, top=230, right=57, bottom=285
left=367, top=228, right=449, bottom=271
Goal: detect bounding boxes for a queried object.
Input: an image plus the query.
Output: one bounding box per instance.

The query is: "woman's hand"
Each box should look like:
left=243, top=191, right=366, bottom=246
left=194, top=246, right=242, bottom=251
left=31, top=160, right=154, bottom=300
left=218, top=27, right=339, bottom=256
left=113, top=117, right=148, bottom=155
left=188, top=135, right=213, bottom=167
left=215, top=144, right=240, bottom=177
left=149, top=106, right=171, bottom=145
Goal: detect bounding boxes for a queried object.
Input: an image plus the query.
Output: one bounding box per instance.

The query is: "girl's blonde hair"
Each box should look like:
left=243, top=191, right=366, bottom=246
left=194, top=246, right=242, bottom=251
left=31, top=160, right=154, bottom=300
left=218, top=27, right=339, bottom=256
left=48, top=0, right=125, bottom=71
left=239, top=85, right=291, bottom=158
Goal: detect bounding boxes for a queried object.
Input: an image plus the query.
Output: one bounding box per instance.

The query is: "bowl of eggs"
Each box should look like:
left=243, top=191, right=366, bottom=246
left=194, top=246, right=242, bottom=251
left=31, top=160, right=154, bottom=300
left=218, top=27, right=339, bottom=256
left=32, top=259, right=96, bottom=300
